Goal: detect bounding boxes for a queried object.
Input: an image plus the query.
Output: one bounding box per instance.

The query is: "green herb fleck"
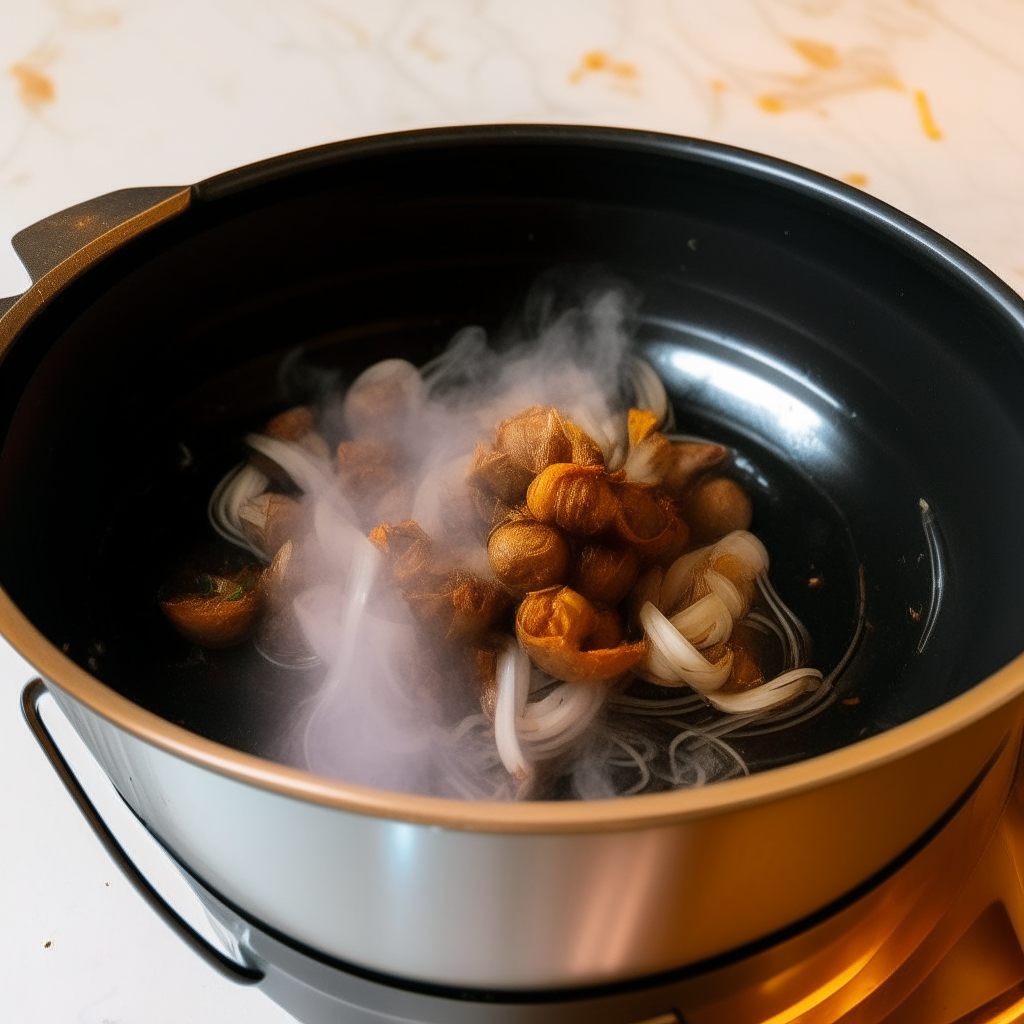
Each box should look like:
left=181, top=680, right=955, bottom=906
left=198, top=574, right=214, bottom=596
left=225, top=585, right=245, bottom=602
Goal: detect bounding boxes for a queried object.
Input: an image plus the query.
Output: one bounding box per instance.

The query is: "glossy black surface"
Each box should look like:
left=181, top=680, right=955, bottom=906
left=2, top=126, right=1024, bottom=773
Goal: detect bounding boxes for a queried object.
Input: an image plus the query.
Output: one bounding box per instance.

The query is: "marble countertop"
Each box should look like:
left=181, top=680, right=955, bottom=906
left=1, top=2, right=1022, bottom=1021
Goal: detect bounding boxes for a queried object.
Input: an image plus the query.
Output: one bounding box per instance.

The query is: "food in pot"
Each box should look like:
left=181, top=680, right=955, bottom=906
left=160, top=290, right=832, bottom=800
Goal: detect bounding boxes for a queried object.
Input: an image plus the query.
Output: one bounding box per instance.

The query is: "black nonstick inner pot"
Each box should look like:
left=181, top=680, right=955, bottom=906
left=2, top=127, right=1023, bottom=782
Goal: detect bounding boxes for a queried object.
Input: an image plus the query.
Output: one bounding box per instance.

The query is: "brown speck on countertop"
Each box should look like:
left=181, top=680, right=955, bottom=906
left=909, top=607, right=922, bottom=622
left=42, top=939, right=52, bottom=949
left=842, top=697, right=861, bottom=706
left=10, top=63, right=55, bottom=109
left=808, top=575, right=823, bottom=588
left=569, top=50, right=638, bottom=85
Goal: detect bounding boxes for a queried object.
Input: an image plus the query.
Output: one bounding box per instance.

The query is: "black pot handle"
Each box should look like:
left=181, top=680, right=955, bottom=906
left=0, top=185, right=190, bottom=319
left=20, top=678, right=265, bottom=985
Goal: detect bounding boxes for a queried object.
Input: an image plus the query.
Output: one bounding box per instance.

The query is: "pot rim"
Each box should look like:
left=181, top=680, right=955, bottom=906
left=4, top=124, right=1024, bottom=835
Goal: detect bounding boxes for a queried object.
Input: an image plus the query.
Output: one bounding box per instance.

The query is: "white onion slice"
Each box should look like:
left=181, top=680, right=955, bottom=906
left=629, top=357, right=672, bottom=430
left=207, top=462, right=269, bottom=556
left=669, top=592, right=733, bottom=649
left=705, top=570, right=746, bottom=620
left=640, top=602, right=732, bottom=693
left=622, top=442, right=663, bottom=485
left=519, top=682, right=606, bottom=756
left=705, top=669, right=823, bottom=714
left=245, top=432, right=330, bottom=496
left=495, top=639, right=532, bottom=780
left=713, top=530, right=770, bottom=577
left=660, top=546, right=711, bottom=615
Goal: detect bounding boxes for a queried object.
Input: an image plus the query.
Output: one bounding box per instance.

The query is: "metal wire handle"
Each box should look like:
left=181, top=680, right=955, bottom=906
left=20, top=678, right=265, bottom=986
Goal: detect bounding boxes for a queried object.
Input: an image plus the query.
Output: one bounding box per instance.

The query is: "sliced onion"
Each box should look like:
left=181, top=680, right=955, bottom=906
left=660, top=546, right=711, bottom=615
left=713, top=530, right=769, bottom=577
left=495, top=639, right=532, bottom=780
left=344, top=358, right=424, bottom=437
left=629, top=357, right=673, bottom=431
left=519, top=682, right=606, bottom=756
left=622, top=442, right=663, bottom=485
left=705, top=669, right=823, bottom=714
left=245, top=433, right=330, bottom=496
left=208, top=462, right=270, bottom=557
left=705, top=569, right=746, bottom=620
left=639, top=602, right=732, bottom=693
left=670, top=592, right=733, bottom=649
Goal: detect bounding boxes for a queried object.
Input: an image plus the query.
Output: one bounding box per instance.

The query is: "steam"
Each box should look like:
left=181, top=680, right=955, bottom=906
left=247, top=284, right=648, bottom=797
left=206, top=278, right=833, bottom=800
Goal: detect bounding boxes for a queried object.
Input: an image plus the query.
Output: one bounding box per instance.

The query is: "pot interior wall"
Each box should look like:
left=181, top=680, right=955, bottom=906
left=1, top=134, right=1023, bottom=777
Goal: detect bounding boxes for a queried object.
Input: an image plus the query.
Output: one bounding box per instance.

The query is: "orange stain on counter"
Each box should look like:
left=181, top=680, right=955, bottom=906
left=569, top=50, right=637, bottom=84
left=758, top=94, right=786, bottom=113
left=914, top=89, right=944, bottom=140
left=757, top=39, right=901, bottom=115
left=843, top=173, right=869, bottom=187
left=790, top=38, right=840, bottom=69
left=10, top=63, right=55, bottom=109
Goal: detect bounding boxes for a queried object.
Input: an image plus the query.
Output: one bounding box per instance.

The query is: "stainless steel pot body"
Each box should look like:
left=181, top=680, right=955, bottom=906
left=41, top=672, right=1024, bottom=990
left=3, top=127, right=1024, bottom=995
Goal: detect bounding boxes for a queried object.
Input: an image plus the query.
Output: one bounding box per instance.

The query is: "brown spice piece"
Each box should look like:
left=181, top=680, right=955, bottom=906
left=257, top=541, right=318, bottom=664
left=476, top=647, right=499, bottom=720
left=660, top=442, right=729, bottom=498
left=371, top=521, right=508, bottom=639
left=449, top=574, right=510, bottom=638
left=495, top=405, right=603, bottom=476
left=570, top=544, right=639, bottom=607
left=404, top=572, right=508, bottom=640
left=488, top=517, right=572, bottom=595
left=516, top=586, right=645, bottom=685
left=627, top=565, right=664, bottom=635
left=336, top=440, right=400, bottom=498
left=678, top=477, right=753, bottom=544
left=161, top=573, right=261, bottom=649
left=526, top=463, right=618, bottom=536
left=264, top=408, right=330, bottom=459
left=720, top=622, right=782, bottom=693
left=613, top=483, right=689, bottom=563
left=238, top=493, right=304, bottom=557
left=467, top=442, right=535, bottom=505
left=368, top=520, right=442, bottom=591
left=583, top=608, right=625, bottom=651
left=345, top=360, right=423, bottom=439
left=266, top=406, right=315, bottom=441
left=467, top=483, right=514, bottom=531
left=729, top=644, right=764, bottom=691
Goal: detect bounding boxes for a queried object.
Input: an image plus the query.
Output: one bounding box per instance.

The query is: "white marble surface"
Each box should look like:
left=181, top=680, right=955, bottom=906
left=1, top=1, right=1023, bottom=1021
